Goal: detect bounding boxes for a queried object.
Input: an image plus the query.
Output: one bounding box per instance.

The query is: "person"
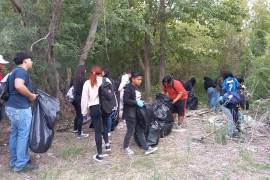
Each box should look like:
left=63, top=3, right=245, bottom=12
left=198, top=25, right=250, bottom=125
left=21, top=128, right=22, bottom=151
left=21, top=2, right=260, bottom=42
left=5, top=52, right=38, bottom=172
left=184, top=77, right=196, bottom=93
left=185, top=77, right=198, bottom=110
left=81, top=65, right=111, bottom=163
left=219, top=70, right=240, bottom=137
left=237, top=77, right=250, bottom=110
left=162, top=75, right=188, bottom=129
left=123, top=72, right=158, bottom=155
left=118, top=71, right=131, bottom=119
left=0, top=55, right=9, bottom=122
left=71, top=64, right=89, bottom=138
left=203, top=76, right=220, bottom=111
left=101, top=69, right=118, bottom=138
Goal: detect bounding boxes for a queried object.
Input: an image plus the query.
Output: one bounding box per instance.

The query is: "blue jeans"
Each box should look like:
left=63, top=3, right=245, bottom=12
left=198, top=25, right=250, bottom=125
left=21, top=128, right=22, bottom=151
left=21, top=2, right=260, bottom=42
left=221, top=105, right=242, bottom=137
left=105, top=113, right=112, bottom=134
left=207, top=87, right=220, bottom=111
left=5, top=106, right=32, bottom=171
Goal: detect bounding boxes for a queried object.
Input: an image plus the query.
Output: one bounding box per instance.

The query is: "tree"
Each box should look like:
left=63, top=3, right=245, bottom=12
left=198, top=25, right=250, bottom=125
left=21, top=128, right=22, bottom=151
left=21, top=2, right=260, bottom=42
left=79, top=0, right=102, bottom=65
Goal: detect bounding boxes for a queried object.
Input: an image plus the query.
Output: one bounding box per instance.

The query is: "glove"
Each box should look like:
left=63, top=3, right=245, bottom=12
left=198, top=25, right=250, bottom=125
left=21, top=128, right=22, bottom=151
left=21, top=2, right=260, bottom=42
left=136, top=99, right=144, bottom=107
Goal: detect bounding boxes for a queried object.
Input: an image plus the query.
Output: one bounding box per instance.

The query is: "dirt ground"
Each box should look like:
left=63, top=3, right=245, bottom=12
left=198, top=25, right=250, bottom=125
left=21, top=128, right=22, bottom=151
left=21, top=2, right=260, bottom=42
left=0, top=109, right=269, bottom=180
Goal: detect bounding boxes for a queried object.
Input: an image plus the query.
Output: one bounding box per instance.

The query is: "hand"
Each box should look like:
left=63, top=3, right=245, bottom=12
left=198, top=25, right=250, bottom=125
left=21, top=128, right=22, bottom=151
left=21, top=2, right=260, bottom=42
left=136, top=99, right=144, bottom=107
left=29, top=93, right=37, bottom=102
left=218, top=96, right=224, bottom=104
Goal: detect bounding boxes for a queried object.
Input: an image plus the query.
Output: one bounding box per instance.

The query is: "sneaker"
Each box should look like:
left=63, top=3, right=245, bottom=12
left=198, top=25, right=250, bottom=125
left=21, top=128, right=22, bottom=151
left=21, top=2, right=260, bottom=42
left=77, top=133, right=89, bottom=139
left=145, top=147, right=158, bottom=155
left=14, top=162, right=39, bottom=172
left=105, top=144, right=111, bottom=152
left=72, top=129, right=78, bottom=133
left=93, top=154, right=103, bottom=163
left=124, top=147, right=134, bottom=155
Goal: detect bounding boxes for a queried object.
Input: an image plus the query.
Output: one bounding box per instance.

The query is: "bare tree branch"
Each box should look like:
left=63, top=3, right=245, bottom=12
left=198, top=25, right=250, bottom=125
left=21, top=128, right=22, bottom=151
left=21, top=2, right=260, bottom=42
left=30, top=32, right=50, bottom=52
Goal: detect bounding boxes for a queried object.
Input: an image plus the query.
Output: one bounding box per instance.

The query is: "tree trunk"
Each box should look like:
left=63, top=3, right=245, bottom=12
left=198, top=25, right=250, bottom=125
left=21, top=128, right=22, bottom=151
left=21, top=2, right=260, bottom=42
left=9, top=0, right=26, bottom=26
left=159, top=0, right=166, bottom=82
left=47, top=0, right=64, bottom=97
left=79, top=0, right=102, bottom=65
left=144, top=34, right=151, bottom=98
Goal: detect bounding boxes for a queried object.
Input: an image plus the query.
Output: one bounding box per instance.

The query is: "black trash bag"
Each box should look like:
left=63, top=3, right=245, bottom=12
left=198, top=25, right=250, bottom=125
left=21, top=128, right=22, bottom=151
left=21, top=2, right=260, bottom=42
left=111, top=110, right=119, bottom=131
left=29, top=89, right=60, bottom=153
left=136, top=106, right=152, bottom=129
left=159, top=122, right=173, bottom=138
left=186, top=92, right=198, bottom=110
left=147, top=121, right=160, bottom=146
left=152, top=94, right=173, bottom=137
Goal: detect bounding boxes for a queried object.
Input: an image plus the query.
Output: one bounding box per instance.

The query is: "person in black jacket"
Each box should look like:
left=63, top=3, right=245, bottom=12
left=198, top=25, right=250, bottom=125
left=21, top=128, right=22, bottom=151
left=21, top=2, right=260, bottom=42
left=71, top=64, right=88, bottom=138
left=123, top=72, right=158, bottom=155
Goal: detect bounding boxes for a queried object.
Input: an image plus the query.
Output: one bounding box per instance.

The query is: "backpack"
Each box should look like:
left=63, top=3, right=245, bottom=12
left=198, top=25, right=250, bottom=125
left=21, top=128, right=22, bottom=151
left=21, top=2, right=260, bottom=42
left=0, top=73, right=12, bottom=102
left=99, top=78, right=117, bottom=115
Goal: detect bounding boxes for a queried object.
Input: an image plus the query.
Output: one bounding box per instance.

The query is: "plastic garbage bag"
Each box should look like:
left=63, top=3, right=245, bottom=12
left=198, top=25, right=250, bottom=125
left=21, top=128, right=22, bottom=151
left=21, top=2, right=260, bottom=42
left=152, top=93, right=173, bottom=137
left=147, top=121, right=160, bottom=146
left=29, top=89, right=60, bottom=153
left=187, top=92, right=198, bottom=110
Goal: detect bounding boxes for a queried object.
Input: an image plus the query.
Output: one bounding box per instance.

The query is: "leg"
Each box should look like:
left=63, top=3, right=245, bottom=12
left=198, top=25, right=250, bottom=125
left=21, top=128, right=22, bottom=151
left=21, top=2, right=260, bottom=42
left=222, top=105, right=235, bottom=137
left=106, top=114, right=112, bottom=134
left=91, top=105, right=103, bottom=155
left=5, top=107, right=18, bottom=168
left=74, top=98, right=83, bottom=135
left=14, top=108, right=32, bottom=171
left=72, top=101, right=78, bottom=131
left=123, top=120, right=136, bottom=149
left=175, top=100, right=186, bottom=126
left=135, top=125, right=149, bottom=150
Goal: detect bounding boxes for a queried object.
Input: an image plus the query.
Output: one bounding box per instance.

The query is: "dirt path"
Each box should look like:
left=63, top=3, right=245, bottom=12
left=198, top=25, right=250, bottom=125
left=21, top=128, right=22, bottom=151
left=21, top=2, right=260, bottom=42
left=0, top=109, right=269, bottom=180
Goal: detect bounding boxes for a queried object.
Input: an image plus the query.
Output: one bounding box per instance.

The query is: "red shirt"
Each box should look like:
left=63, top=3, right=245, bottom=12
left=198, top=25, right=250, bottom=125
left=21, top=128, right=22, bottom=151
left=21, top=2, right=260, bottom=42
left=162, top=80, right=188, bottom=100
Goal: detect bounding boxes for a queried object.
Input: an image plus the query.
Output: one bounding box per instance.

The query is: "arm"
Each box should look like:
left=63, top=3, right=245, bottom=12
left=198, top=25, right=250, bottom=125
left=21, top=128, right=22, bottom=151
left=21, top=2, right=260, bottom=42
left=172, top=93, right=183, bottom=104
left=81, top=81, right=90, bottom=116
left=14, top=78, right=36, bottom=101
left=123, top=88, right=137, bottom=106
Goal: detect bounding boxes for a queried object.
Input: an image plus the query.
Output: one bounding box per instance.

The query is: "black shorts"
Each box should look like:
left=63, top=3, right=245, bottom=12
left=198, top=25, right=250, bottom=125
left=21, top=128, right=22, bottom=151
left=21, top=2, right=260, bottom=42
left=172, top=99, right=187, bottom=116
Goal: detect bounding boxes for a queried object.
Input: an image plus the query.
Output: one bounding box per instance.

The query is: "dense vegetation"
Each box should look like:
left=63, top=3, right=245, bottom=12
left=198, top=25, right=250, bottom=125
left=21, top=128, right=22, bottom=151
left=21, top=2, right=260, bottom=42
left=0, top=0, right=270, bottom=101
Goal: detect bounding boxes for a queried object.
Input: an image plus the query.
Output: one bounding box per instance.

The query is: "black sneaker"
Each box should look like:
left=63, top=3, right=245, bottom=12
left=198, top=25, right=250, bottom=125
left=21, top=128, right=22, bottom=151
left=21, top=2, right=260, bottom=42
left=105, top=144, right=111, bottom=152
left=93, top=154, right=103, bottom=163
left=14, top=162, right=39, bottom=172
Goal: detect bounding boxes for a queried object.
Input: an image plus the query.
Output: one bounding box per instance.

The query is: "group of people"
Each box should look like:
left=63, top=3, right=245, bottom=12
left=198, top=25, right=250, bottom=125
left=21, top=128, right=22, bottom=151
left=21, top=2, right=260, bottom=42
left=0, top=51, right=248, bottom=172
left=204, top=70, right=249, bottom=137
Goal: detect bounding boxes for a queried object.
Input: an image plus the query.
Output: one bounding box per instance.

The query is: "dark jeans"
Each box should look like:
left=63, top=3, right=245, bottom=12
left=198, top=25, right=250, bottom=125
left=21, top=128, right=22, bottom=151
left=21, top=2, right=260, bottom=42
left=72, top=98, right=83, bottom=135
left=226, top=103, right=240, bottom=131
left=90, top=105, right=109, bottom=155
left=123, top=119, right=149, bottom=150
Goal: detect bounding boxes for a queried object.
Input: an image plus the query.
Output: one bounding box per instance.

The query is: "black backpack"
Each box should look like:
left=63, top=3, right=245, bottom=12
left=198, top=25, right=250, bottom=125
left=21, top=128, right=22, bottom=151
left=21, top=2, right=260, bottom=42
left=99, top=78, right=117, bottom=115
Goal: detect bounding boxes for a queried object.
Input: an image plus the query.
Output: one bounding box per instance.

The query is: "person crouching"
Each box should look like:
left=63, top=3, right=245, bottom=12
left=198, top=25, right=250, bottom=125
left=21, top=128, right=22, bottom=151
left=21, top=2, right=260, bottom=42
left=123, top=72, right=158, bottom=155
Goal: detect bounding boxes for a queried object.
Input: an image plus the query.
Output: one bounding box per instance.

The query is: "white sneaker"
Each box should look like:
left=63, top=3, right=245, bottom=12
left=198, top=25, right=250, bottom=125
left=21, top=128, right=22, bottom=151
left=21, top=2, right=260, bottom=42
left=93, top=154, right=103, bottom=163
left=71, top=130, right=78, bottom=133
left=124, top=147, right=134, bottom=155
left=145, top=147, right=158, bottom=155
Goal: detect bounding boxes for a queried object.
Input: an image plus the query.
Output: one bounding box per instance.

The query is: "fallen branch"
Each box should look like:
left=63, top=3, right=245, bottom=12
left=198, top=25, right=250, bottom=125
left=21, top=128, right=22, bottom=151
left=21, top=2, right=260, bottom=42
left=30, top=32, right=50, bottom=52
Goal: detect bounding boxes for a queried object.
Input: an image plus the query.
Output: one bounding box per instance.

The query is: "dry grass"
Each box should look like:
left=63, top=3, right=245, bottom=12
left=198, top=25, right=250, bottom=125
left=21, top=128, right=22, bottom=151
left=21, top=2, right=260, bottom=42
left=0, top=109, right=270, bottom=180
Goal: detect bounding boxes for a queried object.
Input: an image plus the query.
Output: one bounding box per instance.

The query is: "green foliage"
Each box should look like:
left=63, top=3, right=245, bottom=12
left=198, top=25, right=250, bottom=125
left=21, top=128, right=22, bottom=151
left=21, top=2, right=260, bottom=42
left=0, top=0, right=269, bottom=100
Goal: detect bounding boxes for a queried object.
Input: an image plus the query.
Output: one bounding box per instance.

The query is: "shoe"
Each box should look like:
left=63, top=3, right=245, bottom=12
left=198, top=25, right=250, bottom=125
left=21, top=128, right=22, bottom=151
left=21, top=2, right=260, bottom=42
left=77, top=133, right=89, bottom=139
left=93, top=154, right=103, bottom=163
left=145, top=147, right=158, bottom=155
left=14, top=162, right=39, bottom=172
left=105, top=144, right=111, bottom=152
left=124, top=147, right=134, bottom=155
left=72, top=129, right=78, bottom=133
